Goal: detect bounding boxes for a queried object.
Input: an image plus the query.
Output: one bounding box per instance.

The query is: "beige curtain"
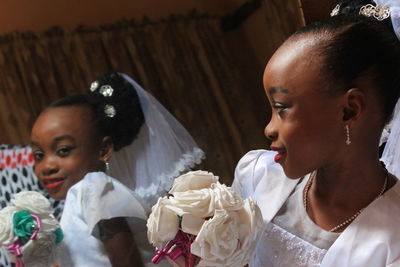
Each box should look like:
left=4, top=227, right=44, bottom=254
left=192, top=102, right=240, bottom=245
left=0, top=13, right=271, bottom=184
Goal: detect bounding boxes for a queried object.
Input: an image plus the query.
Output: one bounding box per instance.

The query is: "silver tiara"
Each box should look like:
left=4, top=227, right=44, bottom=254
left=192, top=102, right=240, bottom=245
left=330, top=4, right=340, bottom=17
left=330, top=3, right=390, bottom=21
left=359, top=4, right=390, bottom=21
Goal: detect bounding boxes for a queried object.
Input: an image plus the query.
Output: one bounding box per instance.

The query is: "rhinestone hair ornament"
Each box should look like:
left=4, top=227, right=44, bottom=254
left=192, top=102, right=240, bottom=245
left=104, top=104, right=116, bottom=117
left=360, top=4, right=390, bottom=20
left=89, top=80, right=117, bottom=117
left=330, top=1, right=400, bottom=39
left=90, top=80, right=99, bottom=92
left=99, top=85, right=114, bottom=97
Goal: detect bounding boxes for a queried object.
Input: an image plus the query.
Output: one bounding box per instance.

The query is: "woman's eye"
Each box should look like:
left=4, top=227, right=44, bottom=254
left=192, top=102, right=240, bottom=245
left=57, top=147, right=73, bottom=157
left=273, top=103, right=288, bottom=114
left=32, top=151, right=44, bottom=161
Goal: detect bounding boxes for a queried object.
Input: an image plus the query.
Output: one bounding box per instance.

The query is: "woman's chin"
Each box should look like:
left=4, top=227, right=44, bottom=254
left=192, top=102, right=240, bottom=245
left=281, top=166, right=305, bottom=179
left=47, top=191, right=67, bottom=201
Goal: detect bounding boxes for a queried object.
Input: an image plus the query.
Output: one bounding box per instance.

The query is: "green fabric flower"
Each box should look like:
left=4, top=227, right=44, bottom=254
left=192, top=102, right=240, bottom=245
left=54, top=228, right=64, bottom=244
left=13, top=210, right=36, bottom=243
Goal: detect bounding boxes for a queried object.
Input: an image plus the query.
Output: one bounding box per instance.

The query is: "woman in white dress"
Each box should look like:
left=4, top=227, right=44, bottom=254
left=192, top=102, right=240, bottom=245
left=233, top=0, right=400, bottom=266
left=30, top=72, right=204, bottom=266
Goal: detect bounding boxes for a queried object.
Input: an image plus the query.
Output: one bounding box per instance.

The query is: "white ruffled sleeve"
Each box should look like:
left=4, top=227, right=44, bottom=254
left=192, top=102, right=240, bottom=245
left=69, top=172, right=147, bottom=234
left=232, top=149, right=276, bottom=199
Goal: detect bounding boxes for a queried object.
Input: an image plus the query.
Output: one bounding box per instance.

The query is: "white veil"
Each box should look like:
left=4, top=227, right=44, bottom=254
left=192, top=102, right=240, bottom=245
left=108, top=73, right=205, bottom=211
left=372, top=0, right=400, bottom=178
left=381, top=100, right=400, bottom=178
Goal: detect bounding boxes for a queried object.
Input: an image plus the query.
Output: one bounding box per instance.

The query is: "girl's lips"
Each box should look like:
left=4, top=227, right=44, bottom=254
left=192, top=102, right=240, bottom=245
left=270, top=146, right=286, bottom=163
left=42, top=178, right=66, bottom=189
left=274, top=153, right=284, bottom=163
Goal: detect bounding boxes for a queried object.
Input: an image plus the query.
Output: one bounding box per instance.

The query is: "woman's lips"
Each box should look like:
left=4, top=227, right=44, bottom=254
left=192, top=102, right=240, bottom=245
left=270, top=146, right=286, bottom=163
left=42, top=178, right=66, bottom=189
left=274, top=153, right=284, bottom=163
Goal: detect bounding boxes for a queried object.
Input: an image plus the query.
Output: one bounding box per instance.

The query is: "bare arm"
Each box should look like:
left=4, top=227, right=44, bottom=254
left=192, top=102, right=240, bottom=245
left=98, top=217, right=144, bottom=267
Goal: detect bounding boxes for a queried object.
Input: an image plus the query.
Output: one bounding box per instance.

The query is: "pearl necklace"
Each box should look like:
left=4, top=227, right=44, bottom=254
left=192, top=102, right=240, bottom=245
left=303, top=169, right=388, bottom=232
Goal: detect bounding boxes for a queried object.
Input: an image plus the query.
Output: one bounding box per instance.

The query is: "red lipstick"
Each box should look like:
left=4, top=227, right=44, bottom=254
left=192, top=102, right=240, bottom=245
left=270, top=146, right=286, bottom=163
left=42, top=178, right=65, bottom=189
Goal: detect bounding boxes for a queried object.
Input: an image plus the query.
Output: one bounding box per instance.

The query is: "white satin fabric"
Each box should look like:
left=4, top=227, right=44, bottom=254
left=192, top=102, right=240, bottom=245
left=233, top=150, right=400, bottom=267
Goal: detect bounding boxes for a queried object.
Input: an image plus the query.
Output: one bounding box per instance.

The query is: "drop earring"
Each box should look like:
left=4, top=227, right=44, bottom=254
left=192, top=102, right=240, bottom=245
left=105, top=161, right=110, bottom=172
left=345, top=125, right=351, bottom=145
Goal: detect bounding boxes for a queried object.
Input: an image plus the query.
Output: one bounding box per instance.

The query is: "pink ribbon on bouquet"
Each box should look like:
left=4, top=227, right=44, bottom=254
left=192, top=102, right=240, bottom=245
left=152, top=230, right=198, bottom=267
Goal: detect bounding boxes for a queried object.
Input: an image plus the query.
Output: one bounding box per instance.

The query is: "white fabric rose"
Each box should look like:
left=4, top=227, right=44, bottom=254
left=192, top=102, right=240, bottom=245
left=21, top=232, right=57, bottom=267
left=169, top=171, right=219, bottom=194
left=147, top=197, right=180, bottom=248
left=168, top=188, right=215, bottom=219
left=212, top=182, right=243, bottom=211
left=192, top=198, right=263, bottom=267
left=229, top=198, right=264, bottom=265
left=191, top=209, right=240, bottom=266
left=11, top=191, right=52, bottom=215
left=0, top=206, right=18, bottom=245
left=40, top=214, right=61, bottom=233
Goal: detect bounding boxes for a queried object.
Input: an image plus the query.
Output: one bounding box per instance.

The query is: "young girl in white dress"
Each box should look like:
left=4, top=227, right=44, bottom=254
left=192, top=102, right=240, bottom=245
left=30, top=72, right=204, bottom=266
left=233, top=0, right=400, bottom=266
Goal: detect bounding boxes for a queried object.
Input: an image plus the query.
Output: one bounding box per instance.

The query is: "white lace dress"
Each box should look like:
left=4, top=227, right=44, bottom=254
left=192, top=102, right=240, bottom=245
left=250, top=177, right=339, bottom=267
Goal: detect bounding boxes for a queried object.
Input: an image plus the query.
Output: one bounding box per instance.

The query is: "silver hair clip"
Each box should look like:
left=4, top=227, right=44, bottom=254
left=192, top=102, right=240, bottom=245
left=90, top=81, right=99, bottom=92
left=359, top=4, right=390, bottom=21
left=330, top=4, right=340, bottom=17
left=99, top=85, right=114, bottom=97
left=104, top=104, right=116, bottom=117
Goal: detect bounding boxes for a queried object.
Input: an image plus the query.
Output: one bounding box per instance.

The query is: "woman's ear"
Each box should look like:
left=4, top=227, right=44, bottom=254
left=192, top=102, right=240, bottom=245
left=342, top=88, right=365, bottom=123
left=99, top=136, right=114, bottom=162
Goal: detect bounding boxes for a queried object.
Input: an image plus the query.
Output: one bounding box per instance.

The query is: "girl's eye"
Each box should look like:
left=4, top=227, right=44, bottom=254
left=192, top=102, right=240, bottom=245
left=57, top=146, right=74, bottom=157
left=273, top=103, right=289, bottom=115
left=32, top=151, right=44, bottom=162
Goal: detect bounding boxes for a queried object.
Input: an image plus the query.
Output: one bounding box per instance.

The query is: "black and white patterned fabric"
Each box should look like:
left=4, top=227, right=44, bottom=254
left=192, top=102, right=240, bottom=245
left=0, top=144, right=64, bottom=267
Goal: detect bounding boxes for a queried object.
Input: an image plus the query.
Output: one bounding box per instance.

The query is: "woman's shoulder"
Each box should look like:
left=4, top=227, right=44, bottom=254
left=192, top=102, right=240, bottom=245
left=70, top=171, right=137, bottom=198
left=64, top=172, right=147, bottom=228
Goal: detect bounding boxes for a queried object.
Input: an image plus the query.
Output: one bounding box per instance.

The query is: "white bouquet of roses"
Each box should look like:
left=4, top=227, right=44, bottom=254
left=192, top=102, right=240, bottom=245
left=147, top=171, right=264, bottom=267
left=0, top=191, right=63, bottom=267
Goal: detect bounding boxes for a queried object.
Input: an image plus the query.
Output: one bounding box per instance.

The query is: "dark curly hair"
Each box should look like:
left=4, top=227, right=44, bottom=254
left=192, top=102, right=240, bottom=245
left=49, top=72, right=145, bottom=151
left=293, top=0, right=400, bottom=125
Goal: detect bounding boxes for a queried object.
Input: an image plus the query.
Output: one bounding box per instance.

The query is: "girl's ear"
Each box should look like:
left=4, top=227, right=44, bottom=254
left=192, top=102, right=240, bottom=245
left=99, top=136, right=114, bottom=162
left=342, top=88, right=366, bottom=123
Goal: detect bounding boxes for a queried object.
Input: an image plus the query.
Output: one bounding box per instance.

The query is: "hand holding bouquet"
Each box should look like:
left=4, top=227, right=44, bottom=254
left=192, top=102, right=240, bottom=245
left=0, top=191, right=63, bottom=267
left=147, top=171, right=263, bottom=267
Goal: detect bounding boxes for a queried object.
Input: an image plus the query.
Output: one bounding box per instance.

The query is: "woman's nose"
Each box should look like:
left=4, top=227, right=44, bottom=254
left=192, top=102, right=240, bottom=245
left=264, top=119, right=278, bottom=141
left=39, top=157, right=59, bottom=176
